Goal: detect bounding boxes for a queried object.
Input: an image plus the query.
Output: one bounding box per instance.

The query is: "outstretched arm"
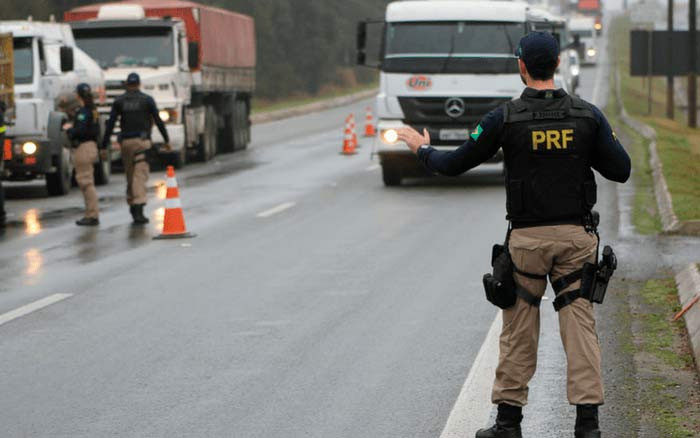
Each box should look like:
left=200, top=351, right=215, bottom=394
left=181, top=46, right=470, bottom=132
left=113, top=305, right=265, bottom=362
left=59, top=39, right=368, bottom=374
left=397, top=107, right=504, bottom=176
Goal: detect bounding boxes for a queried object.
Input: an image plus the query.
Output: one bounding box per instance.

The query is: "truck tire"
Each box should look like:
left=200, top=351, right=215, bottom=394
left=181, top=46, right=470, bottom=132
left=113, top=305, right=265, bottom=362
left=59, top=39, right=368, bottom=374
left=46, top=147, right=73, bottom=196
left=382, top=164, right=402, bottom=187
left=94, top=149, right=111, bottom=185
left=219, top=99, right=244, bottom=153
left=198, top=105, right=217, bottom=161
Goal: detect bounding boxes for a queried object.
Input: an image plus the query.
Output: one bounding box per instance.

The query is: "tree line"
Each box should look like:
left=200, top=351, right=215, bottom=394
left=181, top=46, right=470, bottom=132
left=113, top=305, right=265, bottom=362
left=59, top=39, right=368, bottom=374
left=2, top=0, right=390, bottom=100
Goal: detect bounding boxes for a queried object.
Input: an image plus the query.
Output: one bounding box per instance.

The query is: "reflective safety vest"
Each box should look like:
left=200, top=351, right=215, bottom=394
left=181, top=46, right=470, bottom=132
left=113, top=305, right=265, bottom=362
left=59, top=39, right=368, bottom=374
left=502, top=93, right=598, bottom=225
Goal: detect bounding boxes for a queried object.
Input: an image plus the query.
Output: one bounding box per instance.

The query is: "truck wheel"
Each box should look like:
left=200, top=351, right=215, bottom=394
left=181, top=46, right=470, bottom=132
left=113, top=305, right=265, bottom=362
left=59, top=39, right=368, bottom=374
left=199, top=105, right=217, bottom=161
left=382, top=165, right=402, bottom=187
left=46, top=147, right=73, bottom=196
left=94, top=149, right=111, bottom=185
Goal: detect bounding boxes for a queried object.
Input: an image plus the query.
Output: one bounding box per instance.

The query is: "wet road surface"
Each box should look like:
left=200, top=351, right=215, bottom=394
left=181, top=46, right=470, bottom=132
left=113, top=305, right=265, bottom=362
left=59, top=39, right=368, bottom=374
left=2, top=24, right=698, bottom=438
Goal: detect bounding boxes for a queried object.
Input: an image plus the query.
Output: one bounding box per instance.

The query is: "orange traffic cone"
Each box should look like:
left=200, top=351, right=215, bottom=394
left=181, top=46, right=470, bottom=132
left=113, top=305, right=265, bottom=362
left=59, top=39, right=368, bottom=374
left=154, top=165, right=196, bottom=239
left=349, top=113, right=359, bottom=148
left=364, top=107, right=376, bottom=137
left=341, top=117, right=357, bottom=155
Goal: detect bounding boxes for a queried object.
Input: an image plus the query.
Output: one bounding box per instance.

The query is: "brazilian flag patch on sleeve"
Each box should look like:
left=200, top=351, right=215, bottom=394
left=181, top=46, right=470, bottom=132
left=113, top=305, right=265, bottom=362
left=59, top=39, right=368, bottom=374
left=470, top=124, right=483, bottom=141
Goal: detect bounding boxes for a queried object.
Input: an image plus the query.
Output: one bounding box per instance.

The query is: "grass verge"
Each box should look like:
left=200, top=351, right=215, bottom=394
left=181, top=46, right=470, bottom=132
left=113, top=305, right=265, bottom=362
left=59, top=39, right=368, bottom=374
left=252, top=82, right=377, bottom=115
left=611, top=16, right=700, bottom=224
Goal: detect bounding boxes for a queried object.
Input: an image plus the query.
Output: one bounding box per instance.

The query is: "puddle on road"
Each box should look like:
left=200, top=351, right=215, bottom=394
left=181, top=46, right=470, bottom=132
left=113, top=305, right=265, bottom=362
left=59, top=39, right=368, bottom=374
left=184, top=161, right=260, bottom=184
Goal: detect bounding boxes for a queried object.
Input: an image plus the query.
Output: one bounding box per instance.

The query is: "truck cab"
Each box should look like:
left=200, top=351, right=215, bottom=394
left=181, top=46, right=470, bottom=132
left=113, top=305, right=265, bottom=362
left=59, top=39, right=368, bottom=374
left=0, top=21, right=105, bottom=196
left=568, top=17, right=598, bottom=65
left=358, top=1, right=530, bottom=186
left=70, top=5, right=192, bottom=168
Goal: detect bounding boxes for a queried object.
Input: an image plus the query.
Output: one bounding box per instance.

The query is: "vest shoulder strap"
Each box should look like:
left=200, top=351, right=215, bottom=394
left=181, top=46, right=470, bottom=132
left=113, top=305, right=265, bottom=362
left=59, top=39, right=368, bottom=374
left=504, top=95, right=598, bottom=123
left=568, top=96, right=597, bottom=120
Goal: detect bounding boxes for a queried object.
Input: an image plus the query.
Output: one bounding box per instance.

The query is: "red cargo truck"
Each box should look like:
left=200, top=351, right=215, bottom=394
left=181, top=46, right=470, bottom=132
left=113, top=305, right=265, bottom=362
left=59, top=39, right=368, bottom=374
left=65, top=0, right=256, bottom=167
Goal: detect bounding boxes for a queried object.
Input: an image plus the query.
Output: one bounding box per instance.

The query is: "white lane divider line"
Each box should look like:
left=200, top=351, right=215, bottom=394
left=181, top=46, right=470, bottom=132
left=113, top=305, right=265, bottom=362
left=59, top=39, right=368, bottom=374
left=257, top=202, right=296, bottom=218
left=0, top=293, right=73, bottom=327
left=439, top=311, right=502, bottom=438
left=365, top=164, right=380, bottom=171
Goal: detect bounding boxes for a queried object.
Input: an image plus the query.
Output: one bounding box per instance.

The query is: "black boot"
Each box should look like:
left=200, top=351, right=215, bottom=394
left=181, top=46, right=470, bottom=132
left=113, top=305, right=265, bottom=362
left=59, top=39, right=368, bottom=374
left=575, top=404, right=601, bottom=438
left=76, top=217, right=99, bottom=226
left=475, top=404, right=523, bottom=438
left=130, top=204, right=149, bottom=225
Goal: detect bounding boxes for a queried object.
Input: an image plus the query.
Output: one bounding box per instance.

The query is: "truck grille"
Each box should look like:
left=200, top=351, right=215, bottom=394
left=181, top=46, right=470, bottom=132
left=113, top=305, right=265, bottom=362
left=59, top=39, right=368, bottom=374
left=398, top=96, right=512, bottom=127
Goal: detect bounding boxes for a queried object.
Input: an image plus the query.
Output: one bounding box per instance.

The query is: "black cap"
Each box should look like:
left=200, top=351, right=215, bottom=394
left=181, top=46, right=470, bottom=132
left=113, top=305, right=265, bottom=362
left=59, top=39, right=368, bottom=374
left=125, top=72, right=140, bottom=85
left=515, top=32, right=560, bottom=78
left=76, top=82, right=91, bottom=98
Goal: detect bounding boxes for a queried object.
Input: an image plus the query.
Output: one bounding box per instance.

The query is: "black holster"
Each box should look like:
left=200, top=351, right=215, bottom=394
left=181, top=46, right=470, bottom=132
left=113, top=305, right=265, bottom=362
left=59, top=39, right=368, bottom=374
left=482, top=244, right=517, bottom=309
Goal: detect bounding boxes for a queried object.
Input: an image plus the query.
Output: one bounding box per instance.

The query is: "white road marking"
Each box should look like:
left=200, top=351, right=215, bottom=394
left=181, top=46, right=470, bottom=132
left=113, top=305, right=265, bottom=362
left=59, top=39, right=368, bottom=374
left=257, top=202, right=296, bottom=218
left=365, top=164, right=380, bottom=171
left=0, top=293, right=73, bottom=327
left=439, top=311, right=502, bottom=438
left=590, top=39, right=607, bottom=107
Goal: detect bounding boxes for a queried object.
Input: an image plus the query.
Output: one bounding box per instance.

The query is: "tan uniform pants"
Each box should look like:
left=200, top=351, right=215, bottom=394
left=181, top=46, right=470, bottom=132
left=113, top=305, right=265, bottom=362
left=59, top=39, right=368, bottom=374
left=491, top=225, right=604, bottom=407
left=71, top=141, right=99, bottom=219
left=120, top=138, right=151, bottom=206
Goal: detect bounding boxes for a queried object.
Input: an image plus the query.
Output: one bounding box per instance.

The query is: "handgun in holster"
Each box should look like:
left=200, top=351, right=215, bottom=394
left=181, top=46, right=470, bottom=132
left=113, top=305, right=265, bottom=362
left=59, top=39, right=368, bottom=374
left=581, top=245, right=617, bottom=304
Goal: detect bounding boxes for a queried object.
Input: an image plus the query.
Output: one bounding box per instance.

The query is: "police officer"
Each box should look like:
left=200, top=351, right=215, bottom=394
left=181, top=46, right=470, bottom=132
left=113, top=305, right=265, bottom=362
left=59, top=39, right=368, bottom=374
left=65, top=83, right=102, bottom=226
left=397, top=32, right=631, bottom=438
left=0, top=100, right=6, bottom=226
left=103, top=72, right=170, bottom=225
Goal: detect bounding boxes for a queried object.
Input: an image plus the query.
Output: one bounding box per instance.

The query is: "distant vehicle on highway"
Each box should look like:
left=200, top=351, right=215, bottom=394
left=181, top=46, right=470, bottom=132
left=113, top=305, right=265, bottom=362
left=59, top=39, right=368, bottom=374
left=358, top=0, right=529, bottom=186
left=568, top=17, right=599, bottom=65
left=529, top=8, right=580, bottom=94
left=576, top=0, right=603, bottom=35
left=0, top=20, right=106, bottom=196
left=65, top=0, right=256, bottom=168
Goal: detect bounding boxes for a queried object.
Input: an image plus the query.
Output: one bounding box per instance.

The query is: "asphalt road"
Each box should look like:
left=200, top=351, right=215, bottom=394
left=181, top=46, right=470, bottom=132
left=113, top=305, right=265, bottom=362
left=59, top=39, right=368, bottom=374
left=0, top=35, right=628, bottom=437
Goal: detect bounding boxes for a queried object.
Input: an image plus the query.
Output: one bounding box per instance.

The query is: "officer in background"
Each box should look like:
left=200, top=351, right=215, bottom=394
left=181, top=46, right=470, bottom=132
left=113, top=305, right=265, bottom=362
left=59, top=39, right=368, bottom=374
left=103, top=72, right=170, bottom=225
left=0, top=100, right=6, bottom=226
left=397, top=32, right=631, bottom=438
left=65, top=83, right=103, bottom=226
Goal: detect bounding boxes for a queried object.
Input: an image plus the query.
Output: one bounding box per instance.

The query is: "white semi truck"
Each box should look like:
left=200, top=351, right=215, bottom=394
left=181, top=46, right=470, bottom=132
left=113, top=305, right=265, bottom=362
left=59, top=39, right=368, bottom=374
left=568, top=16, right=599, bottom=65
left=358, top=0, right=531, bottom=186
left=66, top=1, right=256, bottom=168
left=0, top=21, right=106, bottom=196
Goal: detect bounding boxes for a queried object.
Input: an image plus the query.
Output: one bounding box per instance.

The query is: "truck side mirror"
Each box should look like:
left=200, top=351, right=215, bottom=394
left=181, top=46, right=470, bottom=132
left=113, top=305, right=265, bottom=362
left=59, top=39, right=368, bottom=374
left=60, top=46, right=74, bottom=72
left=188, top=41, right=199, bottom=69
left=357, top=21, right=367, bottom=65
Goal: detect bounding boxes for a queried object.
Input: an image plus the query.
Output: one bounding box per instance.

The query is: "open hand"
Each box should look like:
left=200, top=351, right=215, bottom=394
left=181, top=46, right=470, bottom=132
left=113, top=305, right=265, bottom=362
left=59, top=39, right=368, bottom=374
left=397, top=127, right=430, bottom=154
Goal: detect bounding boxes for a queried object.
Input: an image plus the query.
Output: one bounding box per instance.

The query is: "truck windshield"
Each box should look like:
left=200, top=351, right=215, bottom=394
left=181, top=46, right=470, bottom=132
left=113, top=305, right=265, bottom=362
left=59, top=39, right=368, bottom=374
left=383, top=22, right=525, bottom=74
left=72, top=27, right=174, bottom=68
left=13, top=37, right=33, bottom=84
left=571, top=30, right=594, bottom=38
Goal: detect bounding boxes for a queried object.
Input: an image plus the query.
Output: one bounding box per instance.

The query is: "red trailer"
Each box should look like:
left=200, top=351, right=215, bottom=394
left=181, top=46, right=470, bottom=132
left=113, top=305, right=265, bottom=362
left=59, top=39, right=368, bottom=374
left=66, top=0, right=256, bottom=165
left=576, top=0, right=603, bottom=34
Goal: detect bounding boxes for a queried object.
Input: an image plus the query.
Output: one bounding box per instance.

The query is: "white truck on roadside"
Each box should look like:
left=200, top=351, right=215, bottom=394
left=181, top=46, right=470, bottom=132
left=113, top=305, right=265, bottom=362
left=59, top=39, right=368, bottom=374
left=0, top=20, right=106, bottom=196
left=357, top=0, right=530, bottom=186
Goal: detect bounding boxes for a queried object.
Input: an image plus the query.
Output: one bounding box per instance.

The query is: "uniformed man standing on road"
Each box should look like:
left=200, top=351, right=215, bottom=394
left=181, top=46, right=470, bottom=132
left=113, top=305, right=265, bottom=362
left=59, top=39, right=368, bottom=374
left=103, top=72, right=170, bottom=225
left=65, top=83, right=103, bottom=226
left=397, top=32, right=631, bottom=438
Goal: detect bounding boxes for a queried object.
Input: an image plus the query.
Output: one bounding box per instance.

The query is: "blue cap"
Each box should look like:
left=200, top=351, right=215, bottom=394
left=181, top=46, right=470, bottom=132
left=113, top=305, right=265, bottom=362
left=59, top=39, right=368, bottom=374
left=125, top=72, right=140, bottom=85
left=76, top=82, right=91, bottom=98
left=515, top=32, right=560, bottom=76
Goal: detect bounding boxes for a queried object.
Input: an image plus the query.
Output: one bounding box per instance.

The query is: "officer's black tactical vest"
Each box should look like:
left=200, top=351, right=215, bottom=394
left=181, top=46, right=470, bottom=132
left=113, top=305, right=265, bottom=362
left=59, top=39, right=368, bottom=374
left=502, top=92, right=598, bottom=225
left=119, top=91, right=152, bottom=134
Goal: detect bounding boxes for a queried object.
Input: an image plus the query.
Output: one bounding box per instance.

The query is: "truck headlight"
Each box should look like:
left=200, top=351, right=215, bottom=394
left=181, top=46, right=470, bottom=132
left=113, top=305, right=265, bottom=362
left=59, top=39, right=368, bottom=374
left=587, top=48, right=596, bottom=57
left=381, top=129, right=399, bottom=144
left=22, top=141, right=38, bottom=155
left=594, top=23, right=602, bottom=31
left=159, top=109, right=177, bottom=124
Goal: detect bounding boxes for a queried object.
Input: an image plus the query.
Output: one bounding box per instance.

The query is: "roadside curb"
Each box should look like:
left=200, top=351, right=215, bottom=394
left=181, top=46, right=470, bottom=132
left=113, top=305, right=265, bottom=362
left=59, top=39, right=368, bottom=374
left=675, top=264, right=700, bottom=375
left=250, top=89, right=377, bottom=125
left=614, top=68, right=692, bottom=235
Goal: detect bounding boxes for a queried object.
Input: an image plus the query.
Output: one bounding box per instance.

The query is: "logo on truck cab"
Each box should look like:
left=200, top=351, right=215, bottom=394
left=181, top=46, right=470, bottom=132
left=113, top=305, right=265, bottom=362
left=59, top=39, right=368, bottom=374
left=407, top=75, right=432, bottom=91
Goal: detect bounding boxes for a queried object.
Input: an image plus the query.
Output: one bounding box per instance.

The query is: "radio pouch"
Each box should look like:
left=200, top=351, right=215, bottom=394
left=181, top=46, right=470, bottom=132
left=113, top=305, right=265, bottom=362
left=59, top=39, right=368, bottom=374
left=482, top=244, right=518, bottom=309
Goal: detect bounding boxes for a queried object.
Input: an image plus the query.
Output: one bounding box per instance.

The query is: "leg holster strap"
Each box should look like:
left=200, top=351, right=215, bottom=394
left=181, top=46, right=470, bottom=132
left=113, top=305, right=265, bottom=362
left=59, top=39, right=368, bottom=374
left=553, top=288, right=584, bottom=311
left=551, top=269, right=584, bottom=293
left=513, top=264, right=548, bottom=281
left=515, top=286, right=542, bottom=307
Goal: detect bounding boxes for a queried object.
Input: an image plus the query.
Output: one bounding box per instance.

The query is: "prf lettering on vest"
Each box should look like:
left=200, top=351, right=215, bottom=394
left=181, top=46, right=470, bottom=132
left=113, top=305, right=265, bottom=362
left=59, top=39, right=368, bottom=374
left=531, top=129, right=574, bottom=150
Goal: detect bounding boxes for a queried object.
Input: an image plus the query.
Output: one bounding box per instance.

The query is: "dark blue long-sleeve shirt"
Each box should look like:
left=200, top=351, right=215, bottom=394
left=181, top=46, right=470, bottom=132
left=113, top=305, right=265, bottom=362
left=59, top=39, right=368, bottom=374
left=102, top=90, right=169, bottom=149
left=67, top=106, right=99, bottom=145
left=417, top=89, right=631, bottom=183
